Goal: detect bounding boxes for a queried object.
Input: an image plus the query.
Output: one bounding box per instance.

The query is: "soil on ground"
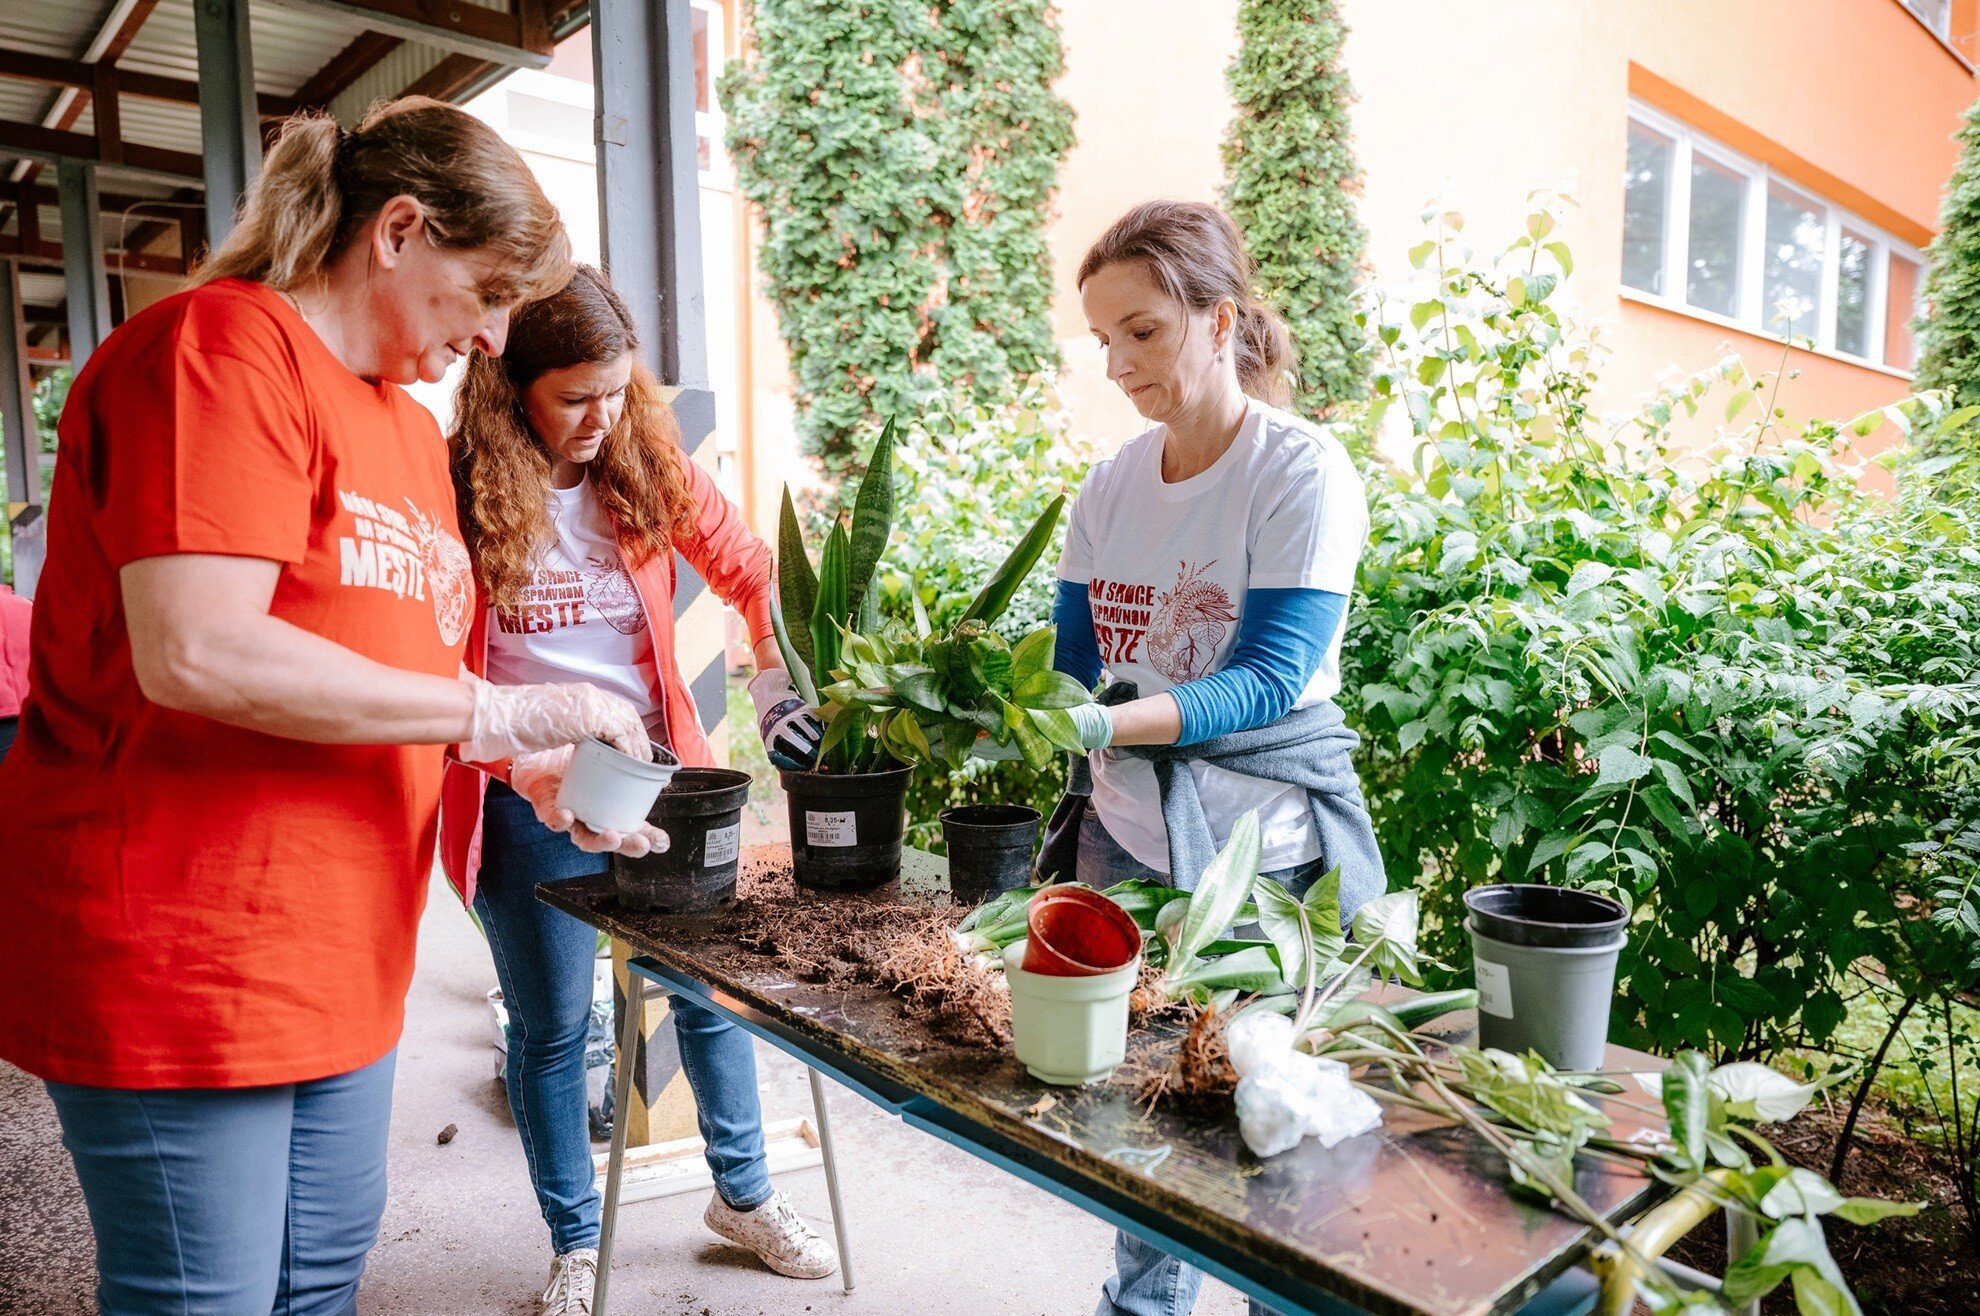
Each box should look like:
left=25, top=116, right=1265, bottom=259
left=1664, top=1097, right=1978, bottom=1315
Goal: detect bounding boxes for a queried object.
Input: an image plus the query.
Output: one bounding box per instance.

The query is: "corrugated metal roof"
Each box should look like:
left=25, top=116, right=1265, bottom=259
left=331, top=39, right=452, bottom=124
left=128, top=0, right=375, bottom=96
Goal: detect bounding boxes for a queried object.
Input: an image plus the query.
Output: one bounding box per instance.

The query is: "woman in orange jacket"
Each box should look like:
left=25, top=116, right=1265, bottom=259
left=441, top=265, right=833, bottom=1315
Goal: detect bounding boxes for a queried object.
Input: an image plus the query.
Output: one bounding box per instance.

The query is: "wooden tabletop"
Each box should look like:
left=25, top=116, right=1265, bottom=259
left=540, top=844, right=1669, bottom=1316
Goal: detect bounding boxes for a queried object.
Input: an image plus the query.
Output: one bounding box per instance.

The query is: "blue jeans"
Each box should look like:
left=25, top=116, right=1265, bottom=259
left=45, top=1050, right=397, bottom=1315
left=475, top=778, right=772, bottom=1254
left=1081, top=812, right=1304, bottom=1316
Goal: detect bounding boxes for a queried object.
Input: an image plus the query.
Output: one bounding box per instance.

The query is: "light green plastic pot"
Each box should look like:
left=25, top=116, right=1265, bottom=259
left=1003, top=939, right=1141, bottom=1086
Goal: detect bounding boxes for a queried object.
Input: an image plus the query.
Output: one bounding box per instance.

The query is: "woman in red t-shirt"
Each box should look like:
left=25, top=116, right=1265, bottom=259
left=442, top=266, right=833, bottom=1313
left=0, top=100, right=658, bottom=1315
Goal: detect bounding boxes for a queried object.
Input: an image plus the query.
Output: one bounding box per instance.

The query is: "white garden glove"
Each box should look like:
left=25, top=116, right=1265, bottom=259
left=462, top=676, right=649, bottom=763
left=748, top=669, right=823, bottom=771
left=509, top=744, right=669, bottom=858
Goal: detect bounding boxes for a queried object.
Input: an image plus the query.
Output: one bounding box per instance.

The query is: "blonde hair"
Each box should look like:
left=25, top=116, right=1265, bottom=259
left=1078, top=200, right=1296, bottom=408
left=449, top=265, right=698, bottom=611
left=197, top=97, right=571, bottom=303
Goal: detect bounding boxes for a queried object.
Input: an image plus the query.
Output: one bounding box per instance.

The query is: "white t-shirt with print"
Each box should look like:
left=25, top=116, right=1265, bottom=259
left=483, top=476, right=665, bottom=736
left=1058, top=398, right=1369, bottom=875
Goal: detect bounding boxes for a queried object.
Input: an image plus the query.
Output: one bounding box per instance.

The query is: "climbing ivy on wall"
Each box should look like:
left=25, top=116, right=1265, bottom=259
left=1220, top=0, right=1369, bottom=415
left=721, top=0, right=1074, bottom=481
left=1916, top=92, right=1980, bottom=439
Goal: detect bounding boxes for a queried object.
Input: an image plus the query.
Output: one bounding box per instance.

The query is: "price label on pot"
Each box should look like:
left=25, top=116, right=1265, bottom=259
left=805, top=810, right=857, bottom=848
left=702, top=823, right=740, bottom=868
left=1475, top=958, right=1514, bottom=1018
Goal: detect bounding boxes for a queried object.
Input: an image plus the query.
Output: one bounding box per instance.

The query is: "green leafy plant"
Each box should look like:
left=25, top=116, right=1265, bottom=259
left=1220, top=0, right=1369, bottom=416
left=721, top=0, right=1074, bottom=479
left=1338, top=197, right=1980, bottom=1072
left=771, top=417, right=901, bottom=773
left=817, top=494, right=1089, bottom=773
left=1917, top=90, right=1980, bottom=428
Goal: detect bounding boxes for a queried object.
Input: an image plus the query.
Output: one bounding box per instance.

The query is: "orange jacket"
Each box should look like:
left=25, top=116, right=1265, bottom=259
left=438, top=461, right=776, bottom=905
left=0, top=585, right=29, bottom=720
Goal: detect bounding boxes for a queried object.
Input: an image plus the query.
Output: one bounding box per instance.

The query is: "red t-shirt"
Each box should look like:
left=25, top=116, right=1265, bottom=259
left=0, top=279, right=472, bottom=1088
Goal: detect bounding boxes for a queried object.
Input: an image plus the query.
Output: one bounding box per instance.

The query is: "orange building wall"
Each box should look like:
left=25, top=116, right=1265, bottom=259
left=1035, top=0, right=1974, bottom=461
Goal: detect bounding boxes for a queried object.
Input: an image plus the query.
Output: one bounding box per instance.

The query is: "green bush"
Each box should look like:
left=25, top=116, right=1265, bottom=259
left=1917, top=92, right=1980, bottom=424
left=721, top=0, right=1074, bottom=482
left=1221, top=0, right=1368, bottom=416
left=1343, top=200, right=1980, bottom=1062
left=877, top=376, right=1095, bottom=849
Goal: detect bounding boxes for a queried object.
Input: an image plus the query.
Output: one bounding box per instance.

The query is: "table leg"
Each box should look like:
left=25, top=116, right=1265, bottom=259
left=809, top=1067, right=856, bottom=1295
left=595, top=975, right=647, bottom=1316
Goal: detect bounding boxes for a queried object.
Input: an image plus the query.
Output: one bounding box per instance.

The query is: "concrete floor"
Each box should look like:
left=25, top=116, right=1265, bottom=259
left=0, top=864, right=1248, bottom=1316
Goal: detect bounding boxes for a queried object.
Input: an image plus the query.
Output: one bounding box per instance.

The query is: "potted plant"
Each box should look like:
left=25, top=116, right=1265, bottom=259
left=772, top=417, right=1088, bottom=890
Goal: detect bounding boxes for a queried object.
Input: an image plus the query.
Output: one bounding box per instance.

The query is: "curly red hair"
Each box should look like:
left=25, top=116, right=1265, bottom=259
left=448, top=264, right=698, bottom=611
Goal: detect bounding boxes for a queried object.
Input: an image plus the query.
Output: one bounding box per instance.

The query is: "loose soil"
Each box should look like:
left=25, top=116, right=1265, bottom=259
left=723, top=857, right=1012, bottom=1049
left=1663, top=1096, right=1978, bottom=1315
left=1122, top=1004, right=1238, bottom=1116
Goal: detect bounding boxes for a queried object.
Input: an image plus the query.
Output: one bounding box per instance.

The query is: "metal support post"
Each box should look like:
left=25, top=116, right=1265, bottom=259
left=193, top=0, right=261, bottom=242
left=56, top=159, right=111, bottom=369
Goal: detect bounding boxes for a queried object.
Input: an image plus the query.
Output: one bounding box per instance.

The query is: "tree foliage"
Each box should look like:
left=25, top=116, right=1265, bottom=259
left=1220, top=0, right=1368, bottom=416
left=721, top=0, right=1074, bottom=481
left=1342, top=200, right=1980, bottom=1066
left=1917, top=93, right=1980, bottom=428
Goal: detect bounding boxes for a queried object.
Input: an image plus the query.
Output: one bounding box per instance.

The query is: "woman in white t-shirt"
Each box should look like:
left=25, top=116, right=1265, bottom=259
left=440, top=266, right=836, bottom=1314
left=1051, top=202, right=1387, bottom=1316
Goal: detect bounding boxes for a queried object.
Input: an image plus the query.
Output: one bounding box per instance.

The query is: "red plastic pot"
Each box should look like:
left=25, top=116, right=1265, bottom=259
left=1023, top=887, right=1142, bottom=977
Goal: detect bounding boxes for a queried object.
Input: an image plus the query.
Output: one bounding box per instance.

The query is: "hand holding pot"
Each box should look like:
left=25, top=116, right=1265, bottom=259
left=463, top=677, right=650, bottom=762
left=510, top=745, right=670, bottom=858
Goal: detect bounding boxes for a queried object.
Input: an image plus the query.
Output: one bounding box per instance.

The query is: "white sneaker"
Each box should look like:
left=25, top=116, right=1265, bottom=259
left=703, top=1188, right=839, bottom=1279
left=540, top=1247, right=597, bottom=1315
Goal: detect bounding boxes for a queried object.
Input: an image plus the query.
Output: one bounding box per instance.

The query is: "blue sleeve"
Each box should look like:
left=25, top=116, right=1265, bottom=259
left=1052, top=578, right=1104, bottom=690
left=1169, top=588, right=1347, bottom=747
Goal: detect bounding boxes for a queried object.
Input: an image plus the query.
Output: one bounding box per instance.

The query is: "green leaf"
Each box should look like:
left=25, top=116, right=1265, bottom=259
left=1661, top=1051, right=1712, bottom=1170
left=1174, top=812, right=1262, bottom=968
left=1760, top=1168, right=1846, bottom=1220
left=1165, top=944, right=1289, bottom=996
left=894, top=669, right=945, bottom=713
left=1830, top=1198, right=1923, bottom=1226
left=767, top=587, right=819, bottom=707
left=962, top=494, right=1066, bottom=626
left=1010, top=626, right=1055, bottom=685
left=1013, top=670, right=1092, bottom=709
left=810, top=522, right=851, bottom=682
left=1350, top=890, right=1422, bottom=984
left=1722, top=1217, right=1854, bottom=1311
left=1709, top=1062, right=1828, bottom=1123
left=1594, top=745, right=1653, bottom=788
left=845, top=418, right=897, bottom=624
left=1029, top=705, right=1085, bottom=755
left=777, top=487, right=817, bottom=676
left=1543, top=240, right=1573, bottom=276
left=1254, top=868, right=1346, bottom=996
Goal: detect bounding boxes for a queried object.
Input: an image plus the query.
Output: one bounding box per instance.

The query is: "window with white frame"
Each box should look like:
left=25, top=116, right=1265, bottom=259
left=1905, top=0, right=1952, bottom=38
left=1620, top=103, right=1926, bottom=373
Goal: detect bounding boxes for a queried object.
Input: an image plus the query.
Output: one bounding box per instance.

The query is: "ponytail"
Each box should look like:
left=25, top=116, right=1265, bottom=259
left=1078, top=199, right=1299, bottom=409
left=198, top=97, right=570, bottom=303
left=198, top=115, right=343, bottom=290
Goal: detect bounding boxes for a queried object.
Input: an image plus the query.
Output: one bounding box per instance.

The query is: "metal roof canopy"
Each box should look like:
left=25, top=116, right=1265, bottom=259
left=1, top=0, right=681, bottom=602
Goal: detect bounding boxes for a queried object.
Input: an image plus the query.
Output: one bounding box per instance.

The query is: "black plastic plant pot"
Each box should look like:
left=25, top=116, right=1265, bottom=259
left=1462, top=883, right=1629, bottom=948
left=1463, top=883, right=1629, bottom=1071
left=780, top=764, right=915, bottom=891
left=613, top=768, right=752, bottom=914
left=940, top=804, right=1042, bottom=903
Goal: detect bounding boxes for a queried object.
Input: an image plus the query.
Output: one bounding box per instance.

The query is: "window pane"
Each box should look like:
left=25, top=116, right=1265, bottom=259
left=1763, top=184, right=1824, bottom=337
left=1687, top=155, right=1746, bottom=318
left=507, top=92, right=588, bottom=143
left=1886, top=254, right=1922, bottom=371
left=1835, top=230, right=1873, bottom=357
left=1623, top=122, right=1672, bottom=295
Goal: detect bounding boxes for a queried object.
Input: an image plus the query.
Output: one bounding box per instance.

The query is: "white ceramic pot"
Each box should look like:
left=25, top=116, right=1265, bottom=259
left=1003, top=939, right=1141, bottom=1086
left=555, top=737, right=680, bottom=834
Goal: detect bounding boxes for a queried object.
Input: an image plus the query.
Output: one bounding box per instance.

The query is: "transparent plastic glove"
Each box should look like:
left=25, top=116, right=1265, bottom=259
left=464, top=677, right=649, bottom=762
left=968, top=733, right=1025, bottom=763
left=509, top=745, right=670, bottom=858
left=1068, top=701, right=1113, bottom=750
left=747, top=669, right=823, bottom=771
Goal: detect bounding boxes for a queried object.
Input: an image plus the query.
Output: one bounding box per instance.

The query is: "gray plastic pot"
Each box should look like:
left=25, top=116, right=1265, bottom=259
left=1463, top=884, right=1628, bottom=1071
